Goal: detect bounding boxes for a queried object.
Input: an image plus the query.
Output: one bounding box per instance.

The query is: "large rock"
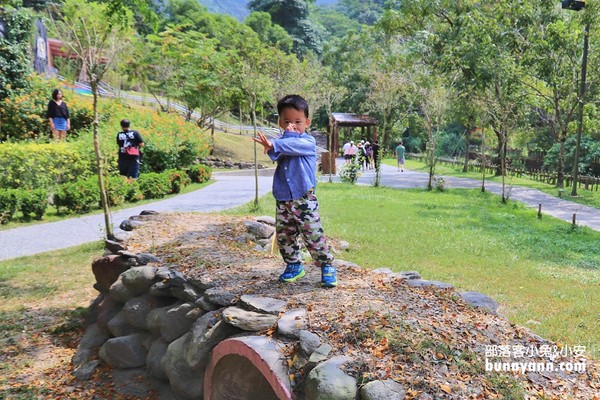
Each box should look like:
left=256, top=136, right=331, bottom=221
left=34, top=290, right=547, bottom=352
left=109, top=276, right=137, bottom=304
left=95, top=295, right=122, bottom=335
left=122, top=294, right=176, bottom=330
left=221, top=306, right=278, bottom=331
left=277, top=308, right=308, bottom=339
left=161, top=302, right=200, bottom=342
left=99, top=333, right=151, bottom=369
left=162, top=333, right=205, bottom=400
left=92, top=255, right=131, bottom=292
left=146, top=338, right=170, bottom=381
left=244, top=220, right=275, bottom=239
left=305, top=356, right=357, bottom=400
left=459, top=291, right=499, bottom=314
left=360, top=379, right=406, bottom=400
left=239, top=295, right=287, bottom=315
left=107, top=311, right=141, bottom=337
left=121, top=266, right=158, bottom=295
left=183, top=310, right=239, bottom=369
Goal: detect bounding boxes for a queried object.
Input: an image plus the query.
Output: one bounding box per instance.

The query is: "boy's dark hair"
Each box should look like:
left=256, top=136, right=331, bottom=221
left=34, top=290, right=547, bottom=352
left=277, top=94, right=309, bottom=118
left=120, top=119, right=130, bottom=128
left=51, top=89, right=62, bottom=100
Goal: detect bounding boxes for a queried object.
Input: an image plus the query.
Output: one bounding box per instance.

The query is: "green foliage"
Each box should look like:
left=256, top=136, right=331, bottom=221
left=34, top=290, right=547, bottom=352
left=187, top=164, right=212, bottom=183
left=0, top=7, right=34, bottom=102
left=53, top=177, right=100, bottom=214
left=338, top=162, right=362, bottom=184
left=0, top=142, right=95, bottom=190
left=433, top=176, right=448, bottom=192
left=105, top=175, right=128, bottom=207
left=19, top=188, right=48, bottom=220
left=0, top=188, right=19, bottom=224
left=544, top=135, right=600, bottom=175
left=164, top=169, right=191, bottom=194
left=140, top=138, right=204, bottom=173
left=137, top=172, right=170, bottom=199
left=245, top=11, right=293, bottom=52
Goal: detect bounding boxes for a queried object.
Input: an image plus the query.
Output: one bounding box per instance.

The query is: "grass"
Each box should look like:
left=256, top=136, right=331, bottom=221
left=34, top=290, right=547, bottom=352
left=211, top=130, right=273, bottom=165
left=227, top=183, right=600, bottom=359
left=388, top=157, right=600, bottom=209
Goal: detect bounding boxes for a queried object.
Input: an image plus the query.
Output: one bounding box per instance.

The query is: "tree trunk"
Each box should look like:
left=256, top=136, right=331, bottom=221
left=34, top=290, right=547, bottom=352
left=251, top=98, right=259, bottom=209
left=91, top=81, right=113, bottom=239
left=210, top=116, right=215, bottom=156
left=557, top=132, right=566, bottom=189
left=462, top=128, right=470, bottom=173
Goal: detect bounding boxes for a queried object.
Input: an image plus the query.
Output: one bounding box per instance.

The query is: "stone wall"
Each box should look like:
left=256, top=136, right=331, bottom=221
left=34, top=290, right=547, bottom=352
left=76, top=211, right=500, bottom=400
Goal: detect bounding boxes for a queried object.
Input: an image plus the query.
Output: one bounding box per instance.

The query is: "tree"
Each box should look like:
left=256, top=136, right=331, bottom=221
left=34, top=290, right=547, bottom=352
left=248, top=0, right=323, bottom=57
left=0, top=6, right=34, bottom=102
left=245, top=11, right=293, bottom=53
left=51, top=0, right=134, bottom=239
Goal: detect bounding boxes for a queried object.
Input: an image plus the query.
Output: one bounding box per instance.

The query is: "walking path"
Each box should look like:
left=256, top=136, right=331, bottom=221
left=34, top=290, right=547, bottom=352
left=0, top=170, right=274, bottom=261
left=320, top=160, right=600, bottom=232
left=2, top=162, right=600, bottom=261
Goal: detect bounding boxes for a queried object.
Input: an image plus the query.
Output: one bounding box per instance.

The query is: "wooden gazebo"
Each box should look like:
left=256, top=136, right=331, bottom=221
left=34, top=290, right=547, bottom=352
left=330, top=113, right=379, bottom=154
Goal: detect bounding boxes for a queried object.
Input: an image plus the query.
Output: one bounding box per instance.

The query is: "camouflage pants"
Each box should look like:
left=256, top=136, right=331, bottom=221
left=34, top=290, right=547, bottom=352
left=275, top=191, right=334, bottom=267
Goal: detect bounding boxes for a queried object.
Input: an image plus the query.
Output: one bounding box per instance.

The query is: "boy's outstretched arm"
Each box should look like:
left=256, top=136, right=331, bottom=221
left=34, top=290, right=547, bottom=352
left=252, top=131, right=273, bottom=154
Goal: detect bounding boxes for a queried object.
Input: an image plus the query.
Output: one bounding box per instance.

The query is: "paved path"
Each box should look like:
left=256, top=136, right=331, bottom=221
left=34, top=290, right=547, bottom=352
left=320, top=161, right=600, bottom=232
left=2, top=162, right=600, bottom=261
left=0, top=170, right=274, bottom=261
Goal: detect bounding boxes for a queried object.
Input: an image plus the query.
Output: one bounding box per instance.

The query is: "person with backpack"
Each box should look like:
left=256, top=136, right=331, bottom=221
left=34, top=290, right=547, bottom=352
left=116, top=119, right=144, bottom=179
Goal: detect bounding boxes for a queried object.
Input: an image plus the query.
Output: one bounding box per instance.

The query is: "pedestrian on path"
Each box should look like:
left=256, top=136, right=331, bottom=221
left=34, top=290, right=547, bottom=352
left=252, top=94, right=337, bottom=288
left=395, top=140, right=406, bottom=172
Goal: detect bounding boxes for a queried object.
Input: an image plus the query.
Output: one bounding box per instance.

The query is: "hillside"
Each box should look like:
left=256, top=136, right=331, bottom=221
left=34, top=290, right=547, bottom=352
left=197, top=0, right=339, bottom=20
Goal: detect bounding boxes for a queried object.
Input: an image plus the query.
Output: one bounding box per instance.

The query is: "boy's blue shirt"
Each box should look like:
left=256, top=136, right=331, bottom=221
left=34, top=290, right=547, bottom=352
left=268, top=131, right=317, bottom=201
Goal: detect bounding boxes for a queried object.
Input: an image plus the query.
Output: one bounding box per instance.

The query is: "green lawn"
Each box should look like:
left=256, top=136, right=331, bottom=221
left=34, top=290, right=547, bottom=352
left=228, top=183, right=600, bottom=359
left=388, top=157, right=600, bottom=209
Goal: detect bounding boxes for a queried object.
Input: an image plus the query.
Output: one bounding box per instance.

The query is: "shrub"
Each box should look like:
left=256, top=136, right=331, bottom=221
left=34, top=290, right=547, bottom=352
left=433, top=176, right=449, bottom=192
left=105, top=175, right=129, bottom=207
left=19, top=188, right=48, bottom=220
left=124, top=179, right=144, bottom=203
left=338, top=163, right=362, bottom=184
left=54, top=177, right=100, bottom=214
left=137, top=172, right=170, bottom=199
left=187, top=164, right=212, bottom=183
left=0, top=142, right=95, bottom=190
left=164, top=169, right=191, bottom=194
left=140, top=138, right=206, bottom=174
left=0, top=188, right=19, bottom=223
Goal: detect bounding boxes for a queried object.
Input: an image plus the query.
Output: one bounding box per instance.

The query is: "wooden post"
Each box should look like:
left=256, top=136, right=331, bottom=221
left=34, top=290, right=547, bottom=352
left=538, top=204, right=542, bottom=219
left=572, top=213, right=577, bottom=228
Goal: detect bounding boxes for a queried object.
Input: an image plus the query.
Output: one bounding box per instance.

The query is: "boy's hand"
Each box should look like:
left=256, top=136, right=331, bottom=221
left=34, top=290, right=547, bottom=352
left=252, top=131, right=273, bottom=153
left=286, top=123, right=299, bottom=132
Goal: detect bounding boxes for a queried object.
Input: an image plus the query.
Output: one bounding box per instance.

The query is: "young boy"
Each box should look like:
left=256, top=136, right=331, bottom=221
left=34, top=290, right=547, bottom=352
left=252, top=95, right=337, bottom=288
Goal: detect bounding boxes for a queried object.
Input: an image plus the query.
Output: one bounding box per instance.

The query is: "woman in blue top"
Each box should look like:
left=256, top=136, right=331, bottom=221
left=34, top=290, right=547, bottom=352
left=253, top=95, right=337, bottom=288
left=47, top=89, right=70, bottom=141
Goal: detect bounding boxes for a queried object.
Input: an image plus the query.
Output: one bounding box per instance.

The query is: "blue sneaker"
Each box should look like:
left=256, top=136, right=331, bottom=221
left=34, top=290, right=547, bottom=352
left=321, top=265, right=338, bottom=288
left=279, top=263, right=305, bottom=283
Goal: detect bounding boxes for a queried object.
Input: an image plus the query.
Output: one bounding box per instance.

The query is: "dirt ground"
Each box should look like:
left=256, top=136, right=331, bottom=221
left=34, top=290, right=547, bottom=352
left=2, top=212, right=599, bottom=399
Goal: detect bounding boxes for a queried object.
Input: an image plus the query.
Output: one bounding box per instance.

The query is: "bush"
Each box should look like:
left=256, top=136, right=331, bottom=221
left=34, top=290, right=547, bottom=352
left=140, top=138, right=206, bottom=173
left=0, top=142, right=95, bottom=190
left=54, top=177, right=100, bottom=214
left=137, top=172, right=170, bottom=199
left=187, top=164, right=212, bottom=183
left=165, top=169, right=191, bottom=194
left=0, top=188, right=19, bottom=223
left=105, top=175, right=128, bottom=207
left=433, top=176, right=449, bottom=192
left=338, top=163, right=362, bottom=184
left=19, top=188, right=48, bottom=220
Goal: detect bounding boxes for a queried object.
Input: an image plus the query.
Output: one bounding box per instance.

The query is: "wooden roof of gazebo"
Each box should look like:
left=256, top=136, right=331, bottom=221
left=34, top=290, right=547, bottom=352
left=330, top=113, right=379, bottom=154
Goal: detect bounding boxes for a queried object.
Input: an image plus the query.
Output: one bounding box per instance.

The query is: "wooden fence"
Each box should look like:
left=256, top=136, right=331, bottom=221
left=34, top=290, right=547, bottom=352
left=410, top=154, right=600, bottom=192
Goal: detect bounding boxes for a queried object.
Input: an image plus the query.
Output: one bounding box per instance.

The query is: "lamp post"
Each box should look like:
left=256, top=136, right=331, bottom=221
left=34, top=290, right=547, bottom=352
left=562, top=0, right=588, bottom=196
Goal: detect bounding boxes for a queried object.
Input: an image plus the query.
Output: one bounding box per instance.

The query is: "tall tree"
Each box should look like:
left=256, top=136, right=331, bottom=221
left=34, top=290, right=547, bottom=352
left=248, top=0, right=323, bottom=57
left=51, top=0, right=134, bottom=239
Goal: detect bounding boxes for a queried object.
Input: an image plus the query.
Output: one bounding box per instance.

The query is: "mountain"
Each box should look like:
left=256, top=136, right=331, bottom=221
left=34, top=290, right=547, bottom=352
left=197, top=0, right=339, bottom=21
